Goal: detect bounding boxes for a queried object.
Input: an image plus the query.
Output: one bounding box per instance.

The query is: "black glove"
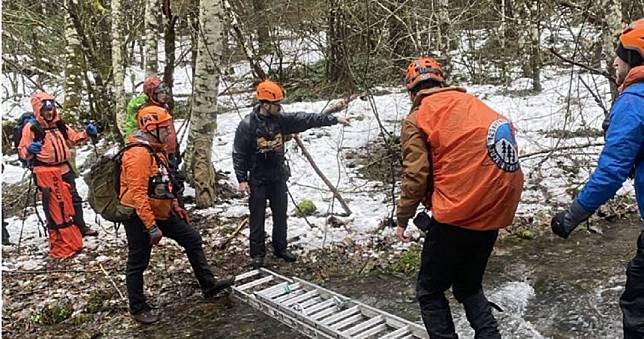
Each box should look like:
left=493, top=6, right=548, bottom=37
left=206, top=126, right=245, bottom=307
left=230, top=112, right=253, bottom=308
left=551, top=201, right=592, bottom=239
left=413, top=211, right=431, bottom=233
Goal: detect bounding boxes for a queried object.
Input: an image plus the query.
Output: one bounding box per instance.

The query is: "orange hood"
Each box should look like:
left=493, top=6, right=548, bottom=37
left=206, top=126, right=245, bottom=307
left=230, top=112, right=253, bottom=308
left=30, top=91, right=60, bottom=128
left=619, top=66, right=644, bottom=92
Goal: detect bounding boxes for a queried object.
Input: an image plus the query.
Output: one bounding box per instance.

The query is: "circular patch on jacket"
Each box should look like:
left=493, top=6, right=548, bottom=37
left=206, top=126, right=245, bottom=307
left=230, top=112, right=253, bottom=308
left=486, top=119, right=520, bottom=172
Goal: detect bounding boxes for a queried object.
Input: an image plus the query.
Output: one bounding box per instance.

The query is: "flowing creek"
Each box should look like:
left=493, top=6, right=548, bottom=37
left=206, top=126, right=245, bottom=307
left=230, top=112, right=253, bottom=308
left=115, top=215, right=641, bottom=338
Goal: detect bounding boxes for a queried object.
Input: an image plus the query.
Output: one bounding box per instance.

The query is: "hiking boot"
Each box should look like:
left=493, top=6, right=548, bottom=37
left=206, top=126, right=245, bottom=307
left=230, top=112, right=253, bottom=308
left=204, top=275, right=236, bottom=299
left=275, top=250, right=297, bottom=262
left=251, top=256, right=264, bottom=269
left=132, top=309, right=159, bottom=324
left=79, top=226, right=98, bottom=237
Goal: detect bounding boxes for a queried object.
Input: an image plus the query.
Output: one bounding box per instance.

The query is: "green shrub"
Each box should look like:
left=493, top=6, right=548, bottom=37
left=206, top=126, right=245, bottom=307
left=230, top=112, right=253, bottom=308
left=294, top=199, right=317, bottom=217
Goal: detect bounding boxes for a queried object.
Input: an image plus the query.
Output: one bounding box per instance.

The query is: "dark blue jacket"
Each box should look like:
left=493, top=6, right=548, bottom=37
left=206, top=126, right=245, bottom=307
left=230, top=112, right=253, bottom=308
left=576, top=81, right=644, bottom=219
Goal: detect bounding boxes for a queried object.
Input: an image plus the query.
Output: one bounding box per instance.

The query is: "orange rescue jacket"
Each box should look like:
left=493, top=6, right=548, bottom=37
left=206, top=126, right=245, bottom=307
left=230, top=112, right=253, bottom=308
left=18, top=91, right=89, bottom=174
left=119, top=135, right=176, bottom=228
left=397, top=87, right=524, bottom=230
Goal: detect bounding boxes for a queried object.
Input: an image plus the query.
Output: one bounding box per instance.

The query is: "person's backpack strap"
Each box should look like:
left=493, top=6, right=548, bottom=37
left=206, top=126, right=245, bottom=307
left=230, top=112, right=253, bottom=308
left=30, top=120, right=45, bottom=143
left=54, top=120, right=69, bottom=141
left=113, top=142, right=160, bottom=200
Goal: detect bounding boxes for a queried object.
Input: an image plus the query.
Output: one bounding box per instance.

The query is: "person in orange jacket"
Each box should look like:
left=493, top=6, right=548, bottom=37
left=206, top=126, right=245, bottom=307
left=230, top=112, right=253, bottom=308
left=396, top=57, right=524, bottom=338
left=18, top=91, right=98, bottom=237
left=119, top=107, right=234, bottom=324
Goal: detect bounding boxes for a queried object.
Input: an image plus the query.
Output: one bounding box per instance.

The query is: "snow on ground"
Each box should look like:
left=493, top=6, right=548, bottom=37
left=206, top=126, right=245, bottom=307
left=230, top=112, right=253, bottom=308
left=1, top=28, right=630, bottom=259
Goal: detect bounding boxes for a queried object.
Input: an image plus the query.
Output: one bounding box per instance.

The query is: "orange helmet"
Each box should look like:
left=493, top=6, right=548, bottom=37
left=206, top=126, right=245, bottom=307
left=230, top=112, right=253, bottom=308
left=137, top=106, right=173, bottom=132
left=256, top=80, right=285, bottom=102
left=404, top=57, right=445, bottom=91
left=618, top=19, right=644, bottom=65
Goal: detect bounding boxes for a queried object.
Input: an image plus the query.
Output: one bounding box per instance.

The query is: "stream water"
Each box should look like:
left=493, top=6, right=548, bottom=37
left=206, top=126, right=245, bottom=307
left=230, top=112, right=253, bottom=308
left=116, top=215, right=641, bottom=338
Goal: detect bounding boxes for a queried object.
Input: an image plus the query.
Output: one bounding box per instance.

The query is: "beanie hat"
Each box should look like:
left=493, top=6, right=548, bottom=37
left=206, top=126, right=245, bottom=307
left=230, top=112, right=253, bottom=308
left=616, top=43, right=644, bottom=67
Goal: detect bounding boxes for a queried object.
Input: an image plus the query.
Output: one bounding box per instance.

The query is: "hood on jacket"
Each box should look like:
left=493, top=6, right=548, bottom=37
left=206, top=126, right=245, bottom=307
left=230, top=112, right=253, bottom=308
left=30, top=91, right=59, bottom=127
left=143, top=76, right=163, bottom=106
left=619, top=66, right=644, bottom=92
left=128, top=132, right=167, bottom=153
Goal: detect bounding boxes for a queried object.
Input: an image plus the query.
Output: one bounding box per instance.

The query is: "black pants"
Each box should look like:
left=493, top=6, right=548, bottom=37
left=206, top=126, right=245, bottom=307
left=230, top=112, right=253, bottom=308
left=416, top=219, right=500, bottom=339
left=123, top=214, right=215, bottom=314
left=249, top=180, right=288, bottom=257
left=36, top=170, right=87, bottom=229
left=621, top=231, right=644, bottom=338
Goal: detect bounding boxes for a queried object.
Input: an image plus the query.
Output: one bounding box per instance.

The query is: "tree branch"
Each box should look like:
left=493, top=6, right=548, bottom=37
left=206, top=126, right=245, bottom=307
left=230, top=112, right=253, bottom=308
left=549, top=47, right=614, bottom=81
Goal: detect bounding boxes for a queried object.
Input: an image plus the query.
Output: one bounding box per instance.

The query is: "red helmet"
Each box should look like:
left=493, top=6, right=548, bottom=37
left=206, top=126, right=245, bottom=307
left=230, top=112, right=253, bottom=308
left=256, top=80, right=285, bottom=102
left=403, top=57, right=445, bottom=91
left=143, top=76, right=162, bottom=98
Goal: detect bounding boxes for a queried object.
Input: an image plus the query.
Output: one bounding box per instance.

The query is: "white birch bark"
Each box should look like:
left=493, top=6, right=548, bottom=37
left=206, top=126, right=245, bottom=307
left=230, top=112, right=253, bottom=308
left=187, top=0, right=224, bottom=208
left=144, top=0, right=160, bottom=76
left=602, top=0, right=623, bottom=99
left=63, top=0, right=83, bottom=123
left=111, top=0, right=126, bottom=137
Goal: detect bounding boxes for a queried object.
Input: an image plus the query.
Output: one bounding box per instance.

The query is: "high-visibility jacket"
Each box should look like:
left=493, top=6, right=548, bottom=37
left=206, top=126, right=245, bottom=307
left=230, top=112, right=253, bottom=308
left=18, top=91, right=89, bottom=174
left=397, top=87, right=524, bottom=230
left=119, top=135, right=177, bottom=228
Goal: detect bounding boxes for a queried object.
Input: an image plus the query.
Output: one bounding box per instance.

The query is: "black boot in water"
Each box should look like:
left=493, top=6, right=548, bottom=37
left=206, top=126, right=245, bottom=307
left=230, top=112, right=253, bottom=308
left=419, top=294, right=458, bottom=339
left=460, top=291, right=501, bottom=339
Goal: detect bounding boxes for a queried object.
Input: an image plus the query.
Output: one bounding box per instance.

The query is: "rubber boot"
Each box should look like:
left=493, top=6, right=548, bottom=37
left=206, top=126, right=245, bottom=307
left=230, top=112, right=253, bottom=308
left=460, top=292, right=501, bottom=339
left=419, top=294, right=458, bottom=339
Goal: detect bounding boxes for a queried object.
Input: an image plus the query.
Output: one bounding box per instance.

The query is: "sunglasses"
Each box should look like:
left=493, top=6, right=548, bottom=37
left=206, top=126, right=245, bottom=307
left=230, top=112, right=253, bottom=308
left=42, top=100, right=56, bottom=111
left=154, top=83, right=170, bottom=95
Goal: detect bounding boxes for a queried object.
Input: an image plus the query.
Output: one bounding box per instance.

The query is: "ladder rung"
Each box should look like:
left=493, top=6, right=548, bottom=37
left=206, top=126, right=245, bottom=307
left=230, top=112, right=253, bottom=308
left=237, top=275, right=274, bottom=292
left=258, top=281, right=297, bottom=299
left=234, top=269, right=261, bottom=282
left=354, top=323, right=388, bottom=339
left=342, top=315, right=384, bottom=336
left=283, top=290, right=318, bottom=307
left=331, top=313, right=364, bottom=330
left=309, top=304, right=339, bottom=321
left=304, top=299, right=336, bottom=315
left=257, top=281, right=289, bottom=298
left=298, top=296, right=322, bottom=310
left=378, top=326, right=411, bottom=339
left=320, top=305, right=360, bottom=325
left=273, top=286, right=304, bottom=303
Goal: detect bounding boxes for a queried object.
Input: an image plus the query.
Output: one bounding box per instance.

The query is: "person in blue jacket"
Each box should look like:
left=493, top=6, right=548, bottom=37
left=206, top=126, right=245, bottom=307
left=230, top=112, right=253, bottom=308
left=551, top=19, right=644, bottom=338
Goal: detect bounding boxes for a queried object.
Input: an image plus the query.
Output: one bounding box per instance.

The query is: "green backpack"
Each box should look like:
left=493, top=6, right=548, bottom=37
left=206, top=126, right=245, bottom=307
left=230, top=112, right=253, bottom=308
left=85, top=143, right=156, bottom=222
left=124, top=94, right=148, bottom=138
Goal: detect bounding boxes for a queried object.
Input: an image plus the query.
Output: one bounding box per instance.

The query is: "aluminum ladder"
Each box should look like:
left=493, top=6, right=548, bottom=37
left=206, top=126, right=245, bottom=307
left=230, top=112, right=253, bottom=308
left=232, top=268, right=428, bottom=339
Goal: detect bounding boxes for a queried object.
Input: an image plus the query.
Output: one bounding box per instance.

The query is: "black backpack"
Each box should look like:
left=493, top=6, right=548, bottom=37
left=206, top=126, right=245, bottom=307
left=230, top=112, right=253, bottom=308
left=13, top=112, right=68, bottom=167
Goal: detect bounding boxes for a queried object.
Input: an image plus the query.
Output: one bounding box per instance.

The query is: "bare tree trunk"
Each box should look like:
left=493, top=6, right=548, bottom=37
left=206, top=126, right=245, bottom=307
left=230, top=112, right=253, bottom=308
left=529, top=0, right=542, bottom=92
left=253, top=0, right=271, bottom=54
left=387, top=2, right=414, bottom=69
left=437, top=0, right=451, bottom=54
left=63, top=0, right=84, bottom=123
left=112, top=0, right=126, bottom=137
left=187, top=0, right=224, bottom=208
left=162, top=0, right=176, bottom=96
left=145, top=0, right=160, bottom=76
left=326, top=0, right=355, bottom=93
left=602, top=0, right=623, bottom=101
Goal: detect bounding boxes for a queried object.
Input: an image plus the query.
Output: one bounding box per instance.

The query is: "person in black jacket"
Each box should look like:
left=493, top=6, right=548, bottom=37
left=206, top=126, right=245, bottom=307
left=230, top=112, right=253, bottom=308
left=233, top=80, right=351, bottom=268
